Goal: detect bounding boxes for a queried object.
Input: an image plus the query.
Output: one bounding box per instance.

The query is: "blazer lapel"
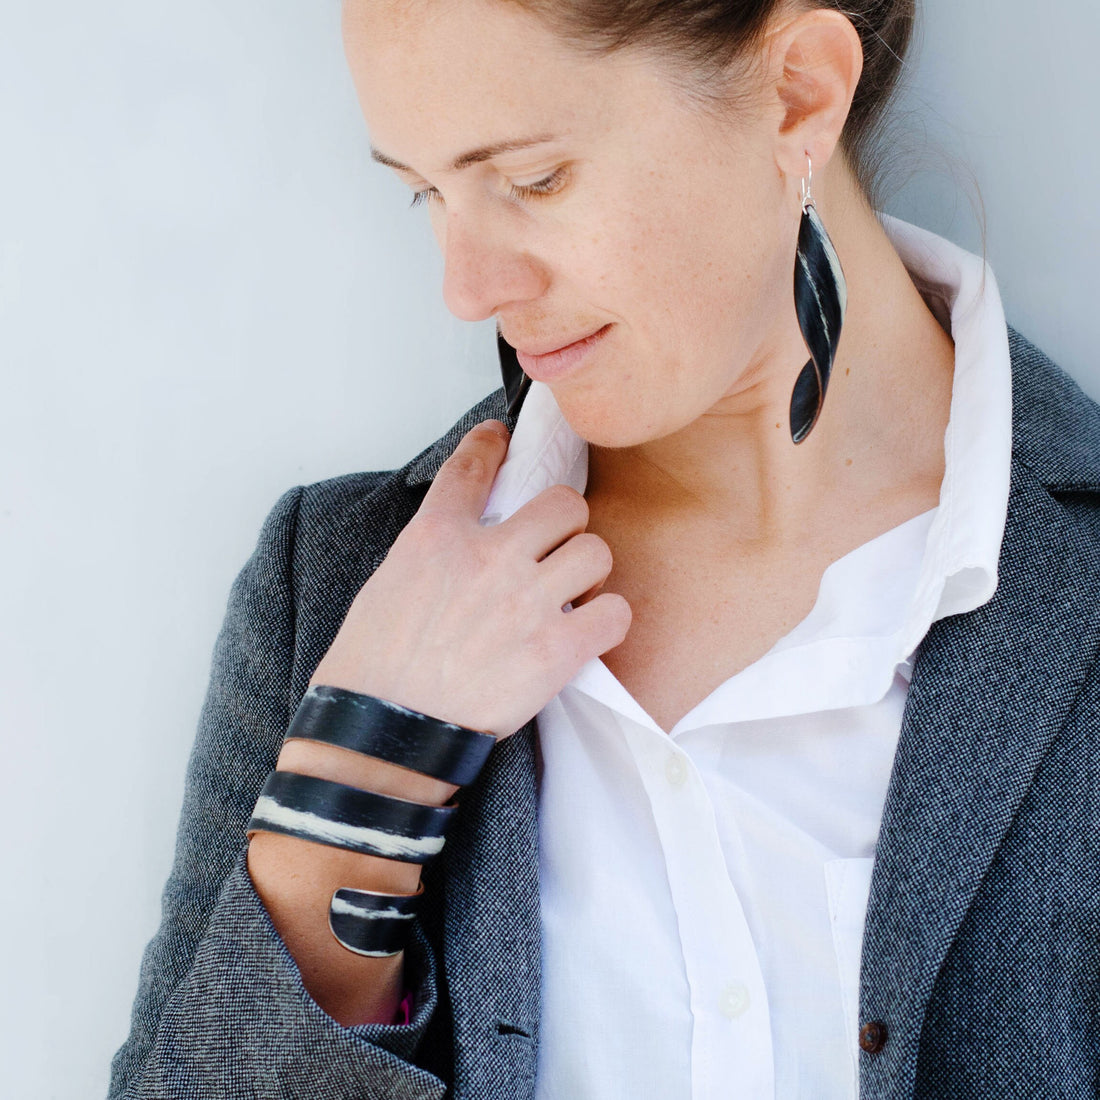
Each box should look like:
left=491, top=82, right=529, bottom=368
left=441, top=722, right=542, bottom=1100
left=401, top=390, right=542, bottom=1096
left=858, top=458, right=1100, bottom=1097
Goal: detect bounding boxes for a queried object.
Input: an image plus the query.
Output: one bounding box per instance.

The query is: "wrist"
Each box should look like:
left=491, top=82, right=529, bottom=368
left=250, top=684, right=491, bottom=974
left=248, top=829, right=424, bottom=903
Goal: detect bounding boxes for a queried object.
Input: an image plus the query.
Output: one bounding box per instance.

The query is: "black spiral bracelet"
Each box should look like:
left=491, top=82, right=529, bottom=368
left=250, top=688, right=498, bottom=960
left=328, top=884, right=424, bottom=958
left=247, top=770, right=456, bottom=863
left=285, top=685, right=496, bottom=786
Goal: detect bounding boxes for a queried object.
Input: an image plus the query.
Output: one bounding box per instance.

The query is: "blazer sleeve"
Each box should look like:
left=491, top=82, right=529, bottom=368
left=108, top=486, right=447, bottom=1100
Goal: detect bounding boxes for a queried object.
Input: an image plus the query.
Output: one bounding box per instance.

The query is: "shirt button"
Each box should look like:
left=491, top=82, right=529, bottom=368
left=859, top=1020, right=888, bottom=1054
left=720, top=984, right=750, bottom=1019
left=664, top=754, right=688, bottom=788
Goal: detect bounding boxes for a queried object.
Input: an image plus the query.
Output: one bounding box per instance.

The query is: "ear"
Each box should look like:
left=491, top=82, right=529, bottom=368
left=768, top=9, right=864, bottom=183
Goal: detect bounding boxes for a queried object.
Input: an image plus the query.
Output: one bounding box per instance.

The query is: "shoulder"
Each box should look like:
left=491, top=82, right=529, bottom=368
left=1006, top=330, right=1100, bottom=603
left=1009, top=327, right=1100, bottom=493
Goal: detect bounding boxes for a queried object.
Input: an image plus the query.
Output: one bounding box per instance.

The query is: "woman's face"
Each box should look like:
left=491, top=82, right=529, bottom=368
left=343, top=0, right=802, bottom=448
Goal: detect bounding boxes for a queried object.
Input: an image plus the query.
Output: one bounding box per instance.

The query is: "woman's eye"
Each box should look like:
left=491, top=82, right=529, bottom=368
left=507, top=166, right=571, bottom=203
left=409, top=166, right=572, bottom=211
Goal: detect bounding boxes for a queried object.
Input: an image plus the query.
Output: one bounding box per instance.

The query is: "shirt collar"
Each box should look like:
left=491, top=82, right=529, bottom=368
left=480, top=380, right=588, bottom=527
left=882, top=215, right=1012, bottom=639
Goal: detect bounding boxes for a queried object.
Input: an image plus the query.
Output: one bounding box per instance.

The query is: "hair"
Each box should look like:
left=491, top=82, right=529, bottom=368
left=505, top=0, right=916, bottom=204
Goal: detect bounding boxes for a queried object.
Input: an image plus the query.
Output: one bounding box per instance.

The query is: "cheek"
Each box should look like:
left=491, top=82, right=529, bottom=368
left=554, top=200, right=647, bottom=300
left=628, top=206, right=787, bottom=368
left=546, top=166, right=793, bottom=436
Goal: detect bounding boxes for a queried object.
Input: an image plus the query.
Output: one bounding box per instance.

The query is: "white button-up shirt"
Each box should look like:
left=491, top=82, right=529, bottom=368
left=480, top=217, right=1013, bottom=1100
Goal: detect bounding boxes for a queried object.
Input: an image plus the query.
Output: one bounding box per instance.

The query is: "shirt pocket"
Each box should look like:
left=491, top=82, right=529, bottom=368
left=824, top=857, right=875, bottom=1096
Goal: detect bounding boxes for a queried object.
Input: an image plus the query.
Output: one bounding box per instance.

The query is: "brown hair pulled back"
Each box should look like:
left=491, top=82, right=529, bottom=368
left=506, top=0, right=916, bottom=201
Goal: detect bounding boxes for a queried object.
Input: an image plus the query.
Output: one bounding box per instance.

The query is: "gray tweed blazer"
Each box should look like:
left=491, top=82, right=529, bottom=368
left=110, top=330, right=1100, bottom=1100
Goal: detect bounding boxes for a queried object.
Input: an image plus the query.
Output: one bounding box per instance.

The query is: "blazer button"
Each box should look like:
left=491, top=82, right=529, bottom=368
left=859, top=1021, right=888, bottom=1054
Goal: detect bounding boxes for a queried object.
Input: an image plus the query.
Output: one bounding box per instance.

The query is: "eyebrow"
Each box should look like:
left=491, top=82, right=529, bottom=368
left=370, top=134, right=558, bottom=174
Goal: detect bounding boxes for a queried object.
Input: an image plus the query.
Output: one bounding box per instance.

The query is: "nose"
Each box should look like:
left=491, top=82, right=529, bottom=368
left=439, top=210, right=549, bottom=322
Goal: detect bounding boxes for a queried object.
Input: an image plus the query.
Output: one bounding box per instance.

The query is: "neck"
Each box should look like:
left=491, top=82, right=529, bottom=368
left=586, top=176, right=955, bottom=550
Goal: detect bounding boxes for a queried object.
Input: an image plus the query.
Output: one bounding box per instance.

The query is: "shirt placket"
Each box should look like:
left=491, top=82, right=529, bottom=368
left=620, top=720, right=776, bottom=1100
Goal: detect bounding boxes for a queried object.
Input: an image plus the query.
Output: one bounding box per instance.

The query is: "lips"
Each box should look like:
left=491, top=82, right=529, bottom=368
left=510, top=325, right=607, bottom=356
left=511, top=324, right=612, bottom=383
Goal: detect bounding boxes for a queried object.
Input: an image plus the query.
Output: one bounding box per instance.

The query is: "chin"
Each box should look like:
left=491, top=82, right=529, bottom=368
left=552, top=390, right=687, bottom=450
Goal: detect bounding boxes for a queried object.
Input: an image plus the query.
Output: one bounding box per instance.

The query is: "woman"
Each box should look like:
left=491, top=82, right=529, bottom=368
left=110, top=0, right=1100, bottom=1097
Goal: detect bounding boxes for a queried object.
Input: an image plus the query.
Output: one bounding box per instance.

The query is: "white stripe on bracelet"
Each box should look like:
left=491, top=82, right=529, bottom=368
left=251, top=795, right=446, bottom=861
left=330, top=894, right=418, bottom=922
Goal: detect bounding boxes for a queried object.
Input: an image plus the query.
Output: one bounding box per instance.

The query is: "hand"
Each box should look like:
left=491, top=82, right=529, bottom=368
left=309, top=420, right=631, bottom=738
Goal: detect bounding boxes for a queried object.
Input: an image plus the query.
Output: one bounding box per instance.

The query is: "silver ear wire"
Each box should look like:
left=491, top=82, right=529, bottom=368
left=800, top=154, right=814, bottom=213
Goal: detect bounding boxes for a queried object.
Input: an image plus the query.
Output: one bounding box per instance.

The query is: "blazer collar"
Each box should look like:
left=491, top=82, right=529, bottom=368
left=405, top=392, right=512, bottom=487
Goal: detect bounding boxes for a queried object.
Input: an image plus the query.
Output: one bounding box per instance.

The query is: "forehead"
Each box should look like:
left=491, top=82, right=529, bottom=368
left=342, top=0, right=583, bottom=82
left=341, top=0, right=677, bottom=170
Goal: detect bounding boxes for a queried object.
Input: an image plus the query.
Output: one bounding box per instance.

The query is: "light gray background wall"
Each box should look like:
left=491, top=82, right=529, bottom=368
left=2, top=1, right=1096, bottom=1096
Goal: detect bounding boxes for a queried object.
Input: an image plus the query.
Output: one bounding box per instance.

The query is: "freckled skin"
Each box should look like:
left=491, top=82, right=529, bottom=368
left=340, top=0, right=956, bottom=731
left=343, top=0, right=801, bottom=449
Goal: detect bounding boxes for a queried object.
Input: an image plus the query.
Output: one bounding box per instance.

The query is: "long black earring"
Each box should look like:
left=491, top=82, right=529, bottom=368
left=789, top=155, right=847, bottom=444
left=497, top=331, right=531, bottom=420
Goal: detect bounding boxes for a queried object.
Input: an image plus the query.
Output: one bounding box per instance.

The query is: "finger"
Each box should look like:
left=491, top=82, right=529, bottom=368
left=569, top=579, right=606, bottom=610
left=503, top=484, right=590, bottom=560
left=539, top=532, right=614, bottom=606
left=560, top=591, right=632, bottom=660
left=420, top=421, right=511, bottom=520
